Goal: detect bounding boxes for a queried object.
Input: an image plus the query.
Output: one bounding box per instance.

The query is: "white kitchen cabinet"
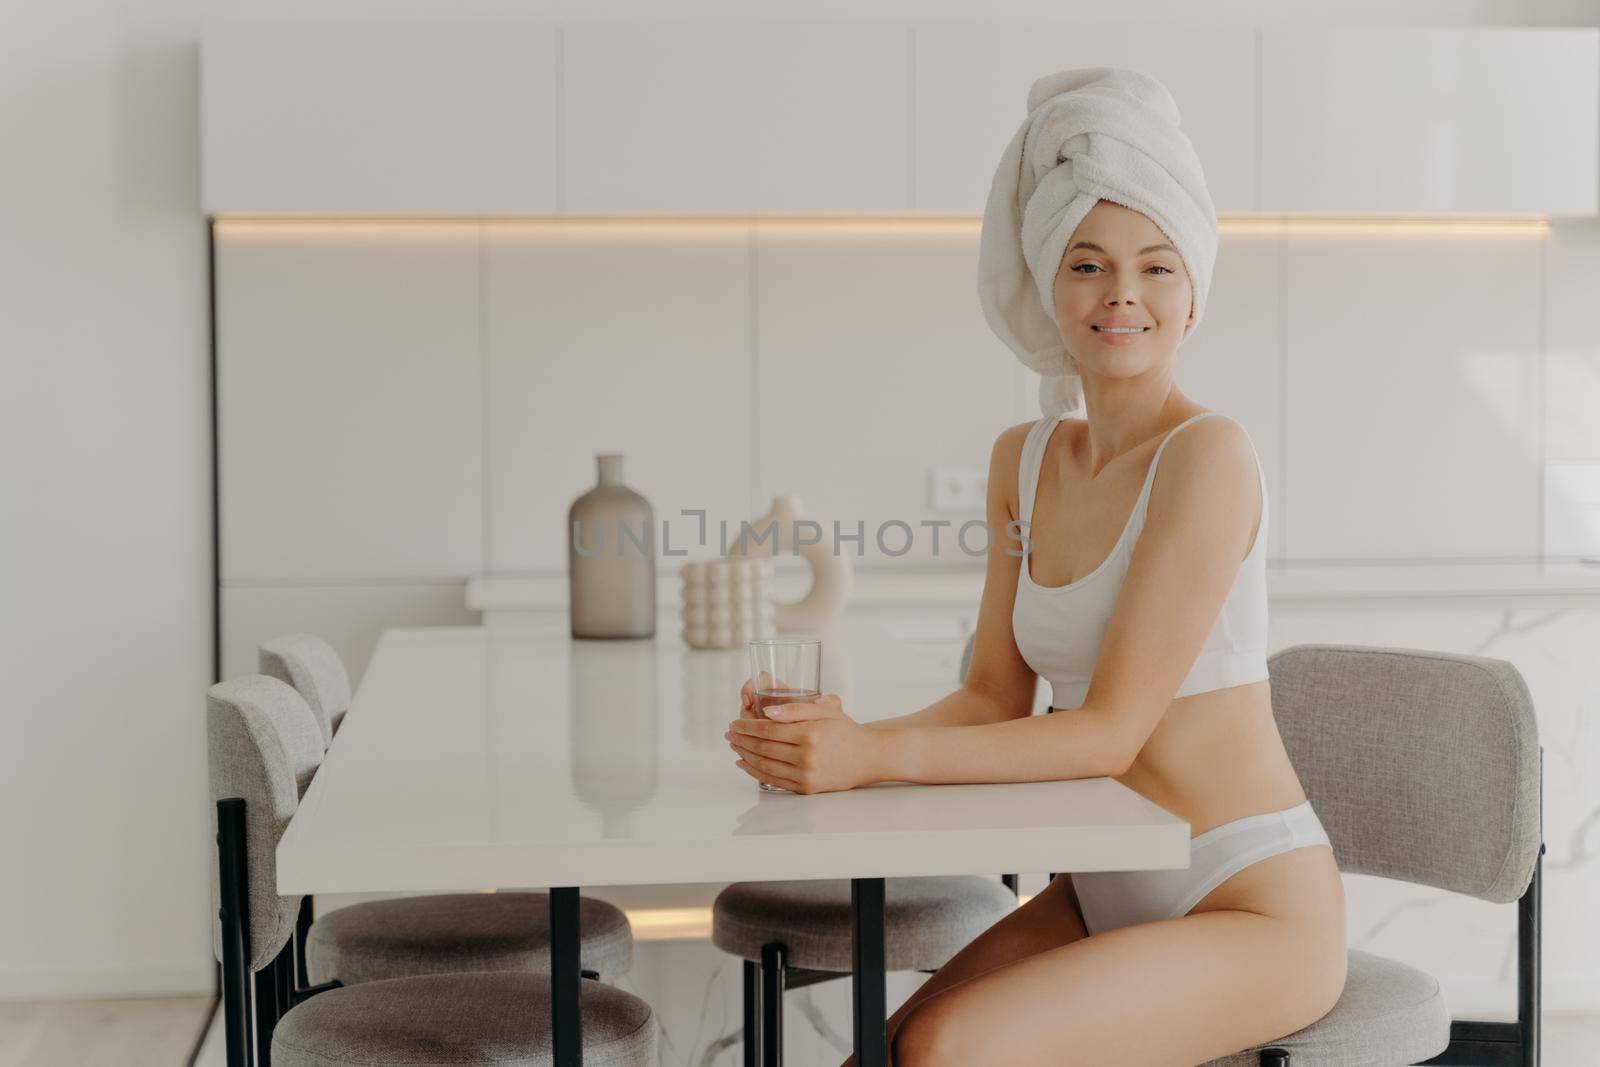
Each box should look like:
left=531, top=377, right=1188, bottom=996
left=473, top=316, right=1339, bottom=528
left=560, top=21, right=910, bottom=213
left=913, top=23, right=1259, bottom=214
left=1262, top=28, right=1598, bottom=216
left=1282, top=227, right=1543, bottom=560
left=201, top=19, right=559, bottom=215
left=215, top=223, right=484, bottom=582
left=201, top=21, right=1600, bottom=219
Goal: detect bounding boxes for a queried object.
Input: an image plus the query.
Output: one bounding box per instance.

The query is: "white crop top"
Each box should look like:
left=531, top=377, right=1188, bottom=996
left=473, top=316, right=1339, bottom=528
left=1012, top=411, right=1270, bottom=711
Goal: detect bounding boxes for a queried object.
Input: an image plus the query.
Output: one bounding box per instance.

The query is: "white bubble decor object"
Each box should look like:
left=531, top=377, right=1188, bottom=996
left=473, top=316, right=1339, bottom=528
left=681, top=557, right=777, bottom=650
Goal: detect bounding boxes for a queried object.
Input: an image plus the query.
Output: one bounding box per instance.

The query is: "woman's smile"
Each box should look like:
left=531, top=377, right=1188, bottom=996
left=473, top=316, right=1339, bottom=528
left=1090, top=324, right=1150, bottom=345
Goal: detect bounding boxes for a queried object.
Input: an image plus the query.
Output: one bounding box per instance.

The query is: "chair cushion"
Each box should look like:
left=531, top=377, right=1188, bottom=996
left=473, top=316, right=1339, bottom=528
left=1199, top=950, right=1450, bottom=1066
left=711, top=876, right=1015, bottom=972
left=274, top=972, right=655, bottom=1067
left=306, top=892, right=633, bottom=987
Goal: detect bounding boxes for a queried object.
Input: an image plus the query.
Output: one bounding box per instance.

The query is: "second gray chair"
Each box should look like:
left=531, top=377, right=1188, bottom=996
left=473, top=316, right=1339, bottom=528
left=712, top=878, right=1016, bottom=1067
left=259, top=632, right=352, bottom=746
left=257, top=632, right=634, bottom=994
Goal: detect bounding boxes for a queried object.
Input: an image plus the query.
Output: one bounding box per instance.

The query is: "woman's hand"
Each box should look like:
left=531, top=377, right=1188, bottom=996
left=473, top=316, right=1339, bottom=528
left=725, top=692, right=885, bottom=794
left=737, top=674, right=768, bottom=719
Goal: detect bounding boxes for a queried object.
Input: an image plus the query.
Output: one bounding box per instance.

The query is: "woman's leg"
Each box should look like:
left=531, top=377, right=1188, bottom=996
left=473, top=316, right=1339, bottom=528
left=838, top=874, right=1089, bottom=1067
left=889, top=847, right=1348, bottom=1067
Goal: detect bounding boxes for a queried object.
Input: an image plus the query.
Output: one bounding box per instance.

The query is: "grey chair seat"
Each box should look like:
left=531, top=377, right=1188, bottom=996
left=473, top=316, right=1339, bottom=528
left=306, top=892, right=633, bottom=987
left=1200, top=949, right=1450, bottom=1067
left=712, top=876, right=1015, bottom=972
left=273, top=971, right=655, bottom=1067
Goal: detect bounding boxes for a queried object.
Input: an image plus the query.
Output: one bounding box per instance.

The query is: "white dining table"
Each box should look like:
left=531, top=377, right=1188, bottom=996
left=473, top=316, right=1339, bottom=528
left=277, top=614, right=1191, bottom=1067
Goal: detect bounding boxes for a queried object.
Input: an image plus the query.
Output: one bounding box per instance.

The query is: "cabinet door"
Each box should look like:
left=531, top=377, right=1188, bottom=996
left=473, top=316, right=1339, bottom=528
left=202, top=18, right=558, bottom=215
left=914, top=23, right=1259, bottom=214
left=561, top=21, right=910, bottom=213
left=216, top=224, right=484, bottom=582
left=1262, top=28, right=1598, bottom=215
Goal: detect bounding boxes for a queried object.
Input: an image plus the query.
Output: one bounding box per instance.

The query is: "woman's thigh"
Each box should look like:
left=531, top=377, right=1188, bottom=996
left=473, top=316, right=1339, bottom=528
left=925, top=873, right=1090, bottom=988
left=892, top=850, right=1348, bottom=1067
left=839, top=875, right=1088, bottom=1067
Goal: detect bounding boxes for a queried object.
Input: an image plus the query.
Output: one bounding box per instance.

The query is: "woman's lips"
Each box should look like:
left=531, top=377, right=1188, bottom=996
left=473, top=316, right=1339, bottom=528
left=1091, top=325, right=1149, bottom=345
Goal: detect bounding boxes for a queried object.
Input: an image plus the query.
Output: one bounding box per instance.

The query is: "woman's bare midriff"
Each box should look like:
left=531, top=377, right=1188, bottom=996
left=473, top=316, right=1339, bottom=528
left=1057, top=680, right=1317, bottom=931
left=1110, top=678, right=1307, bottom=837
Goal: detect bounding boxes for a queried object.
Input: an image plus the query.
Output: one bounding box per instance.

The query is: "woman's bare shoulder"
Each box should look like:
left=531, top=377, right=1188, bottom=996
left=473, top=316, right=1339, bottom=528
left=993, top=418, right=1039, bottom=456
left=987, top=421, right=1038, bottom=519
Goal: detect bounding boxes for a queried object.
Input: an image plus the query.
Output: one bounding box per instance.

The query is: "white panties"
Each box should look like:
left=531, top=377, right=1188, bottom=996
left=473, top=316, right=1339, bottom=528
left=1071, top=799, right=1332, bottom=937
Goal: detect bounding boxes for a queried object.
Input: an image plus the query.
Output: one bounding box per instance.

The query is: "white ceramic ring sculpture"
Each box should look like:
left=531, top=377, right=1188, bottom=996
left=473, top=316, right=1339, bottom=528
left=726, top=495, right=853, bottom=634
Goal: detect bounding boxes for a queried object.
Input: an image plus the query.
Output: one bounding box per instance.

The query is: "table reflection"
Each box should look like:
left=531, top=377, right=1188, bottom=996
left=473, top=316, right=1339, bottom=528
left=568, top=642, right=660, bottom=837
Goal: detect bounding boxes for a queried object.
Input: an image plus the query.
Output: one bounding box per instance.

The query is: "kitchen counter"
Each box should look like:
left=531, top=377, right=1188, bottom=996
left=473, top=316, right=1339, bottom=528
left=469, top=558, right=1600, bottom=616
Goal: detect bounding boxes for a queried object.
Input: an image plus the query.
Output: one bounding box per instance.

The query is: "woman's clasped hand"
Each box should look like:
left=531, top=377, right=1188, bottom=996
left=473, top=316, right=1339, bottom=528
left=727, top=681, right=887, bottom=794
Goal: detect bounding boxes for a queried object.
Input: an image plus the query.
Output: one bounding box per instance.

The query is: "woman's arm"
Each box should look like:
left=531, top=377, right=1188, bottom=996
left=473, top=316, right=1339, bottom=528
left=861, top=684, right=1019, bottom=731
left=874, top=708, right=1129, bottom=783
left=729, top=698, right=1130, bottom=791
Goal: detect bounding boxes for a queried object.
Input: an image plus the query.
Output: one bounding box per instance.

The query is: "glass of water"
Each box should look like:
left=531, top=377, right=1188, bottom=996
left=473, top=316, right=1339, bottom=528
left=746, top=637, right=822, bottom=792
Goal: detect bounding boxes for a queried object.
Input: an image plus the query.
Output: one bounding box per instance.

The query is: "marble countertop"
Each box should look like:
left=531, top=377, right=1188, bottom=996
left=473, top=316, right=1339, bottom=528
left=469, top=559, right=1600, bottom=611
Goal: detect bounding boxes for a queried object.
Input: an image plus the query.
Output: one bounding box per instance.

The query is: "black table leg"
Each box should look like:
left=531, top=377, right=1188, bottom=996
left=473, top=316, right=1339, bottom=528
left=852, top=878, right=887, bottom=1067
left=550, top=887, right=582, bottom=1067
left=742, top=959, right=761, bottom=1067
left=761, top=943, right=786, bottom=1066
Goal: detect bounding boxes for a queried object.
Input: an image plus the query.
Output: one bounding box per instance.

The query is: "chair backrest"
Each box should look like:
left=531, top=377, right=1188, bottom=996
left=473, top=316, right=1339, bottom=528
left=259, top=633, right=352, bottom=748
left=207, top=675, right=325, bottom=972
left=1269, top=643, right=1541, bottom=904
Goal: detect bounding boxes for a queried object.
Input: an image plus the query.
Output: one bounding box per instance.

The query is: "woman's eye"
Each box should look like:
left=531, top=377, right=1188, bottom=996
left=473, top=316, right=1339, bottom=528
left=1070, top=263, right=1173, bottom=275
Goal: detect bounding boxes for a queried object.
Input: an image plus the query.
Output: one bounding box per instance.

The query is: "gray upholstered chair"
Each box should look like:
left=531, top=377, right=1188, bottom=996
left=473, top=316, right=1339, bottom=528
left=208, top=675, right=656, bottom=1067
left=258, top=632, right=633, bottom=995
left=259, top=632, right=351, bottom=747
left=259, top=632, right=348, bottom=986
left=711, top=631, right=1020, bottom=1067
left=712, top=879, right=1016, bottom=1067
left=1196, top=644, right=1544, bottom=1067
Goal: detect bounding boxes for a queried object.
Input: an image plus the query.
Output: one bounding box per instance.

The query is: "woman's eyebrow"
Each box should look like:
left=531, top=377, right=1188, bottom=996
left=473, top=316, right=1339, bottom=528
left=1067, top=241, right=1178, bottom=255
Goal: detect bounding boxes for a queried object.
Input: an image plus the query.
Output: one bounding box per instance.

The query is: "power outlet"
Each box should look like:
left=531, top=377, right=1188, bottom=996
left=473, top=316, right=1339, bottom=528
left=929, top=465, right=988, bottom=512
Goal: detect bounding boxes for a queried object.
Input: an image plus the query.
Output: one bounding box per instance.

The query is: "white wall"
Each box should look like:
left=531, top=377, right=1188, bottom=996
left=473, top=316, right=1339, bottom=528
left=5, top=0, right=1600, bottom=1005
left=0, top=0, right=213, bottom=997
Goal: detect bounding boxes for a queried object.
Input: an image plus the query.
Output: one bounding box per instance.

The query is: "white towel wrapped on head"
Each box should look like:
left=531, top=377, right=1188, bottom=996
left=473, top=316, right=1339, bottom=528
left=977, top=67, right=1219, bottom=417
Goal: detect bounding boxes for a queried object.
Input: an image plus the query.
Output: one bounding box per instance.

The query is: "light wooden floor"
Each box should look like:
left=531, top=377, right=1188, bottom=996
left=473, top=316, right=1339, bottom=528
left=0, top=997, right=213, bottom=1067
left=3, top=997, right=1598, bottom=1065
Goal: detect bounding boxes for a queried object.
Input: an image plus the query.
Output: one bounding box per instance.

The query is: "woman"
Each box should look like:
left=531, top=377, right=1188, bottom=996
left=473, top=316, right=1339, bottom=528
left=727, top=69, right=1347, bottom=1066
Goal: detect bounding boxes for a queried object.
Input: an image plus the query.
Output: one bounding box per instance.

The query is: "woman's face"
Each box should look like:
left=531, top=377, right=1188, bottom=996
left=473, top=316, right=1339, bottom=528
left=1051, top=199, right=1194, bottom=380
